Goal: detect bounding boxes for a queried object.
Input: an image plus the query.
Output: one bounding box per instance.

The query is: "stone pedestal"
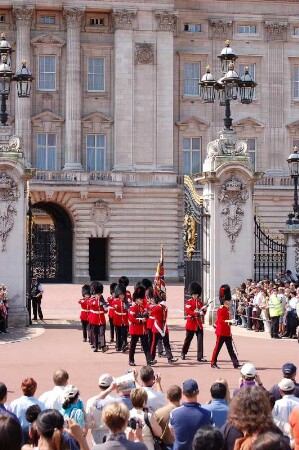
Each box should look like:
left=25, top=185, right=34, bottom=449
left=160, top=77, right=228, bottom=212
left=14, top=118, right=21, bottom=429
left=281, top=227, right=299, bottom=274
left=0, top=126, right=34, bottom=326
left=196, top=130, right=262, bottom=323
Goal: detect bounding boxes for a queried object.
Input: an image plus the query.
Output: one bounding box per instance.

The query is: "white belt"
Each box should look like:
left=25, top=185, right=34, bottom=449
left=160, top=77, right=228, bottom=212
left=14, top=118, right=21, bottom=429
left=81, top=309, right=89, bottom=312
left=114, top=311, right=127, bottom=315
left=90, top=310, right=105, bottom=315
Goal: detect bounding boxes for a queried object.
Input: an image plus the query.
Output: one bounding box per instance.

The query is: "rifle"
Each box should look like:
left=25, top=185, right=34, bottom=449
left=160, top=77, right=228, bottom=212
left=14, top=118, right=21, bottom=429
left=194, top=300, right=213, bottom=315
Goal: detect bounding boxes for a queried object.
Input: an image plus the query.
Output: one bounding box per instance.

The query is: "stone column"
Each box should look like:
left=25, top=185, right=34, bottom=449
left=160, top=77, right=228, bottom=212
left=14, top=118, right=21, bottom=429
left=12, top=6, right=35, bottom=167
left=62, top=7, right=84, bottom=170
left=154, top=11, right=177, bottom=170
left=112, top=9, right=137, bottom=170
left=197, top=130, right=262, bottom=322
left=282, top=228, right=299, bottom=274
left=0, top=127, right=34, bottom=326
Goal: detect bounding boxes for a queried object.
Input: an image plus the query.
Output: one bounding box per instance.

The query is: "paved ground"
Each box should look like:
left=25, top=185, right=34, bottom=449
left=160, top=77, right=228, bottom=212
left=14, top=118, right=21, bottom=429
left=1, top=283, right=298, bottom=407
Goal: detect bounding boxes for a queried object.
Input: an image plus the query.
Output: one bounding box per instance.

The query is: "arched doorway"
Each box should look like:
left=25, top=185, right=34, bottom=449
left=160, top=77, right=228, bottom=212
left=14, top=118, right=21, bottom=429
left=29, top=202, right=73, bottom=283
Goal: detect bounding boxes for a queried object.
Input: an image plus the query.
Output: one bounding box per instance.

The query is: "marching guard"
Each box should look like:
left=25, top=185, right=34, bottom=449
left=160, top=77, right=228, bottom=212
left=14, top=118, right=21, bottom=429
left=211, top=284, right=240, bottom=369
left=113, top=284, right=129, bottom=352
left=78, top=284, right=90, bottom=342
left=181, top=282, right=207, bottom=362
left=128, top=286, right=153, bottom=366
left=89, top=281, right=109, bottom=353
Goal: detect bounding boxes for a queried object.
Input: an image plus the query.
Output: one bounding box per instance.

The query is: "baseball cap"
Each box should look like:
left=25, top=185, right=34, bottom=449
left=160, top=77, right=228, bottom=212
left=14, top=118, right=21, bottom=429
left=183, top=379, right=199, bottom=395
left=240, top=363, right=257, bottom=378
left=98, top=374, right=114, bottom=387
left=278, top=378, right=295, bottom=392
left=64, top=384, right=79, bottom=399
left=282, top=363, right=297, bottom=377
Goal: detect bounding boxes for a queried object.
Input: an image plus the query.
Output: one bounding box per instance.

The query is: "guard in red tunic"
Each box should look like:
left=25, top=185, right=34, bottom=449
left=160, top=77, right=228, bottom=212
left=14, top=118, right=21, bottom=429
left=78, top=284, right=90, bottom=342
left=150, top=293, right=178, bottom=364
left=128, top=286, right=153, bottom=366
left=113, top=283, right=129, bottom=352
left=89, top=281, right=109, bottom=353
left=181, top=282, right=207, bottom=362
left=211, top=284, right=240, bottom=369
left=118, top=276, right=132, bottom=303
left=107, top=282, right=117, bottom=343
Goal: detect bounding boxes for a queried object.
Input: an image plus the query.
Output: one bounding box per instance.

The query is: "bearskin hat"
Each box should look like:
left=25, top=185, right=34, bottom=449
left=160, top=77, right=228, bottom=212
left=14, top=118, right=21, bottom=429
left=90, top=281, right=104, bottom=295
left=109, top=282, right=117, bottom=296
left=81, top=284, right=90, bottom=296
left=219, top=284, right=231, bottom=304
left=141, top=278, right=153, bottom=290
left=114, top=283, right=127, bottom=298
left=118, top=276, right=129, bottom=287
left=133, top=286, right=146, bottom=301
left=189, top=281, right=202, bottom=296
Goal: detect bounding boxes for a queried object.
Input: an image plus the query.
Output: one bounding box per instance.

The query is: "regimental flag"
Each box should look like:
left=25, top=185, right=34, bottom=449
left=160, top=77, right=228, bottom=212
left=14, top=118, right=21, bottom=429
left=154, top=245, right=166, bottom=299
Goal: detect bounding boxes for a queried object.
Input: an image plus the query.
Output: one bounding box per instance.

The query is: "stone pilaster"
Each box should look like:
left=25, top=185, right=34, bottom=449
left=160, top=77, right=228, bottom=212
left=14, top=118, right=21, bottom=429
left=62, top=7, right=84, bottom=170
left=12, top=6, right=35, bottom=167
left=112, top=9, right=137, bottom=170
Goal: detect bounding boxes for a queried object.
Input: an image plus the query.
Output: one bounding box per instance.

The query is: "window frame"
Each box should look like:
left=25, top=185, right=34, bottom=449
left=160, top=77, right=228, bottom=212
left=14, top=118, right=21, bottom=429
left=184, top=23, right=201, bottom=33
left=182, top=137, right=202, bottom=175
left=38, top=55, right=56, bottom=91
left=36, top=132, right=57, bottom=171
left=237, top=24, right=257, bottom=34
left=246, top=138, right=257, bottom=170
left=87, top=57, right=105, bottom=93
left=86, top=133, right=106, bottom=172
left=183, top=61, right=201, bottom=97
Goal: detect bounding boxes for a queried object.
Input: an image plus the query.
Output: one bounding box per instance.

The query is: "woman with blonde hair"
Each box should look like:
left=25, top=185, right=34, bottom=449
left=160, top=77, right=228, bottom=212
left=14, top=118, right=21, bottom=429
left=130, top=388, right=162, bottom=450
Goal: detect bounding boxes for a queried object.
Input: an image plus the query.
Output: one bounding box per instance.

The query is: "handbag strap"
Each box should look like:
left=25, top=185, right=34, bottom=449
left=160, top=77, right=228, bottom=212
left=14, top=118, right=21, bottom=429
left=144, top=411, right=166, bottom=440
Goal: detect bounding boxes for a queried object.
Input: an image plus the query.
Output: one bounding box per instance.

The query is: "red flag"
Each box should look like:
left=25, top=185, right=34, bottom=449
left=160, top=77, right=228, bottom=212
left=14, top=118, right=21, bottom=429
left=154, top=245, right=166, bottom=299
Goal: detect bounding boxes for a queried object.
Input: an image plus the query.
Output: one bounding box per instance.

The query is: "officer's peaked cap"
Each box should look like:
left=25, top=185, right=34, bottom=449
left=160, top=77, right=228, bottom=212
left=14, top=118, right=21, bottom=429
left=189, top=282, right=202, bottom=296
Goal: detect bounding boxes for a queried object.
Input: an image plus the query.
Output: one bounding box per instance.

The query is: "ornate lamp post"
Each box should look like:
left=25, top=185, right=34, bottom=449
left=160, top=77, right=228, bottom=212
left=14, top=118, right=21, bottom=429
left=0, top=33, right=34, bottom=126
left=286, top=146, right=299, bottom=225
left=199, top=40, right=257, bottom=131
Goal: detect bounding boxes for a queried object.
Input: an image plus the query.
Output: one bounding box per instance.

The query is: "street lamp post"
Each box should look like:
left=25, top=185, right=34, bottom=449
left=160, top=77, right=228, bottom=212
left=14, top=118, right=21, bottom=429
left=199, top=40, right=257, bottom=131
left=0, top=33, right=34, bottom=126
left=286, top=146, right=299, bottom=225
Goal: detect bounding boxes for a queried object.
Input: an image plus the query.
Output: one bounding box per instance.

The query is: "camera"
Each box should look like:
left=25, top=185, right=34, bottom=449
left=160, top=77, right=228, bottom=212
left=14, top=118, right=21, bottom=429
left=128, top=417, right=138, bottom=430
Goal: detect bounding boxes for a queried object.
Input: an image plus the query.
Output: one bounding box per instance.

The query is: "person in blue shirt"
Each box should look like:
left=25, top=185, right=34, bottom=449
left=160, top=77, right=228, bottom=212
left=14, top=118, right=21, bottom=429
left=202, top=382, right=229, bottom=429
left=0, top=382, right=20, bottom=424
left=60, top=385, right=85, bottom=431
left=169, top=379, right=213, bottom=450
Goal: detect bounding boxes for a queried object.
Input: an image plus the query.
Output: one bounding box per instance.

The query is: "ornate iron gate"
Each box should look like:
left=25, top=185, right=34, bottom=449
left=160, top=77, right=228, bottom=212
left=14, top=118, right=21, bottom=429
left=254, top=215, right=286, bottom=281
left=183, top=176, right=209, bottom=300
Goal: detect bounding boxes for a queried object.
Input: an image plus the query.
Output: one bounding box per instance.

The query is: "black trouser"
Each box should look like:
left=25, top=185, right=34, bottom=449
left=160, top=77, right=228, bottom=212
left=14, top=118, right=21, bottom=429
left=270, top=315, right=280, bottom=338
left=92, top=324, right=106, bottom=350
left=151, top=333, right=173, bottom=361
left=129, top=334, right=151, bottom=364
left=285, top=312, right=298, bottom=337
left=182, top=329, right=204, bottom=360
left=147, top=328, right=164, bottom=355
left=81, top=320, right=89, bottom=341
left=115, top=325, right=128, bottom=350
left=211, top=335, right=239, bottom=366
left=109, top=317, right=115, bottom=341
left=32, top=297, right=43, bottom=320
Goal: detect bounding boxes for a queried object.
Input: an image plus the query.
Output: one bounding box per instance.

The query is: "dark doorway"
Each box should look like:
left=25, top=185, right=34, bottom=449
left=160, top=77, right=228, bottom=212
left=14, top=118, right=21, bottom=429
left=29, top=202, right=73, bottom=283
left=89, top=238, right=108, bottom=281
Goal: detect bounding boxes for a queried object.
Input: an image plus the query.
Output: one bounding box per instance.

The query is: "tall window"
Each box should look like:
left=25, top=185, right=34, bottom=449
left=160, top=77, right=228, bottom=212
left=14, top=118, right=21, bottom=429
left=37, top=134, right=56, bottom=170
left=183, top=137, right=201, bottom=175
left=294, top=66, right=299, bottom=99
left=38, top=56, right=56, bottom=90
left=86, top=134, right=105, bottom=171
left=184, top=62, right=200, bottom=96
left=88, top=58, right=105, bottom=92
left=238, top=25, right=256, bottom=34
left=247, top=138, right=256, bottom=169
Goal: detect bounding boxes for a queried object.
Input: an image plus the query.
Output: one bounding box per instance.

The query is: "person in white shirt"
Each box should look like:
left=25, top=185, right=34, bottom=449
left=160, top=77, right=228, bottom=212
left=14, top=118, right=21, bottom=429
left=38, top=369, right=69, bottom=410
left=86, top=373, right=120, bottom=445
left=273, top=378, right=299, bottom=440
left=138, top=366, right=166, bottom=412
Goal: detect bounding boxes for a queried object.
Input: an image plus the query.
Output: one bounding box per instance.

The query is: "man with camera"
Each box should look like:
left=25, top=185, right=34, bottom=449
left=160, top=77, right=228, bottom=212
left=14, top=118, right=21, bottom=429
left=139, top=366, right=166, bottom=412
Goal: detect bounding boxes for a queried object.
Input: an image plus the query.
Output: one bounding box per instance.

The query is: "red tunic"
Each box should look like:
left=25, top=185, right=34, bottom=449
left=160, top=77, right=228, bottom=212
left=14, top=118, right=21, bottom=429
left=214, top=305, right=231, bottom=337
left=106, top=295, right=115, bottom=319
left=185, top=298, right=204, bottom=332
left=129, top=303, right=147, bottom=335
left=146, top=302, right=154, bottom=330
left=151, top=303, right=169, bottom=335
left=112, top=298, right=129, bottom=326
left=78, top=297, right=89, bottom=321
left=89, top=296, right=107, bottom=326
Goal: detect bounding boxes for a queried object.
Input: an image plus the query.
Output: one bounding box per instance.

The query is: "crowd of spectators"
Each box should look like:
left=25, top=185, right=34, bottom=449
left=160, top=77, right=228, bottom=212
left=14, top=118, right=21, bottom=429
left=231, top=271, right=299, bottom=341
left=1, top=362, right=299, bottom=450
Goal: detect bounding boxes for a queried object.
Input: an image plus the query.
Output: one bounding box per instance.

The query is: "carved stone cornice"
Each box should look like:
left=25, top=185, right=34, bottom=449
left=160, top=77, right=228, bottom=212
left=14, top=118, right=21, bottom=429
left=12, top=6, right=35, bottom=25
left=31, top=34, right=65, bottom=46
left=62, top=8, right=85, bottom=29
left=218, top=175, right=248, bottom=251
left=264, top=21, right=287, bottom=41
left=209, top=19, right=233, bottom=39
left=111, top=9, right=138, bottom=31
left=135, top=43, right=154, bottom=65
left=0, top=171, right=20, bottom=252
left=154, top=10, right=177, bottom=32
